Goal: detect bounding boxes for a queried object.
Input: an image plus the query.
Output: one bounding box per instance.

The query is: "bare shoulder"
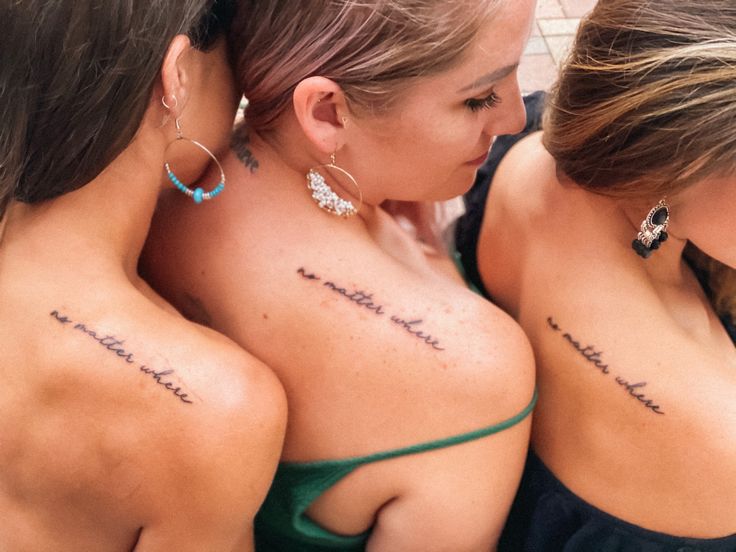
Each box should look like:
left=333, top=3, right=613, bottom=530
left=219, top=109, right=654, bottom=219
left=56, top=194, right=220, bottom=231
left=144, top=157, right=533, bottom=441
left=131, top=329, right=287, bottom=548
left=311, top=256, right=539, bottom=432
left=0, top=290, right=285, bottom=548
left=485, top=130, right=553, bottom=222
left=115, top=300, right=287, bottom=460
left=96, top=304, right=287, bottom=546
left=435, top=285, right=536, bottom=419
left=47, top=298, right=286, bottom=512
left=533, top=302, right=736, bottom=533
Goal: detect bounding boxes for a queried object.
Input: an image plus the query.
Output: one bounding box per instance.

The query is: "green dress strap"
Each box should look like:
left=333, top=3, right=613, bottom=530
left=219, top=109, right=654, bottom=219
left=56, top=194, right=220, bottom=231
left=254, top=389, right=538, bottom=551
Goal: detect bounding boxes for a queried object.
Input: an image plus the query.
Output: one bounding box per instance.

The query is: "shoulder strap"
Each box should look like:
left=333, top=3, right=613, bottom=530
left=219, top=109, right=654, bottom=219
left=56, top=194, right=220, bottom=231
left=284, top=388, right=538, bottom=470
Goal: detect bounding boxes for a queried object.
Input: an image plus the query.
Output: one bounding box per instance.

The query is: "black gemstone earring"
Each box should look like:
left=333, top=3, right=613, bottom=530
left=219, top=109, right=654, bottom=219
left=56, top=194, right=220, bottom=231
left=632, top=199, right=670, bottom=259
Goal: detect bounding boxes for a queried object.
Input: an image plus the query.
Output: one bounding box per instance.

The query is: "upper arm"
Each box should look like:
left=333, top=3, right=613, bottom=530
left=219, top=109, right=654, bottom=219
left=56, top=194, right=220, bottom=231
left=367, top=418, right=532, bottom=552
left=132, top=353, right=287, bottom=552
left=367, top=306, right=535, bottom=552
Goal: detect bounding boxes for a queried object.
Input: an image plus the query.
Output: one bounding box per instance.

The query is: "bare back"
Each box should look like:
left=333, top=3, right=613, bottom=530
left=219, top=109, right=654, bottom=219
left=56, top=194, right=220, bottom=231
left=0, top=206, right=285, bottom=551
left=143, top=147, right=536, bottom=550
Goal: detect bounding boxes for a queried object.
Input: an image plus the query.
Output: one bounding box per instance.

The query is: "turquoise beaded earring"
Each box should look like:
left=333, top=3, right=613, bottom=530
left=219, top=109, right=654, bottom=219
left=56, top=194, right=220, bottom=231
left=162, top=95, right=225, bottom=204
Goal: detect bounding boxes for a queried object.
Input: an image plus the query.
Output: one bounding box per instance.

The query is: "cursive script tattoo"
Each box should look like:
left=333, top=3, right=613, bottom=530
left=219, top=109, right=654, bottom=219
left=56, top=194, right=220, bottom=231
left=298, top=267, right=445, bottom=351
left=390, top=315, right=444, bottom=350
left=50, top=310, right=194, bottom=404
left=614, top=377, right=664, bottom=414
left=547, top=316, right=664, bottom=414
left=232, top=127, right=259, bottom=174
left=323, top=282, right=387, bottom=315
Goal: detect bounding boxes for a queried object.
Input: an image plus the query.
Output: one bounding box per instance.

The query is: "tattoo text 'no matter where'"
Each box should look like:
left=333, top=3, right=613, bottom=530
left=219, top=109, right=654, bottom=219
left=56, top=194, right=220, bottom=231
left=547, top=316, right=664, bottom=415
left=298, top=267, right=445, bottom=351
left=50, top=310, right=194, bottom=405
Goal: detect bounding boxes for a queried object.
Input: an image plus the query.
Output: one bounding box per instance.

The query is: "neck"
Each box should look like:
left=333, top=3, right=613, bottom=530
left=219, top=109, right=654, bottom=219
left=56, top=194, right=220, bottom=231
left=3, top=135, right=165, bottom=281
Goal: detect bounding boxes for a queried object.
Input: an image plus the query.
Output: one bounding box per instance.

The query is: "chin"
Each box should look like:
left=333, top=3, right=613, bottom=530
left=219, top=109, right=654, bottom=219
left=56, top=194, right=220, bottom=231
left=427, top=172, right=478, bottom=201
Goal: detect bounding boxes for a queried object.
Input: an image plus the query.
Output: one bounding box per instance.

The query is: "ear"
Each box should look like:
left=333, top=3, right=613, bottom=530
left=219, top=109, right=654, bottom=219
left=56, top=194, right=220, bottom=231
left=158, top=34, right=193, bottom=119
left=293, top=76, right=349, bottom=155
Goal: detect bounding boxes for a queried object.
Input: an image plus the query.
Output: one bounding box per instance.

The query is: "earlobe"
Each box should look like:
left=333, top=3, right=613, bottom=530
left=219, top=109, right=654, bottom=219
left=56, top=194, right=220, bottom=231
left=293, top=76, right=349, bottom=155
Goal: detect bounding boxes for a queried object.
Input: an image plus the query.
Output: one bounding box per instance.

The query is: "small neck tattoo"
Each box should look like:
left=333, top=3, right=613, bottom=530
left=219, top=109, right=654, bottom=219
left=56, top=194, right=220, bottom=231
left=232, top=128, right=259, bottom=174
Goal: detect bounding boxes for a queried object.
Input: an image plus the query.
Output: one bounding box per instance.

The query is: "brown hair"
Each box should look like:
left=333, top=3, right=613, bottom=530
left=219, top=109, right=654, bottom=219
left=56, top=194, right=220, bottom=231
left=230, top=0, right=501, bottom=132
left=544, top=0, right=736, bottom=320
left=0, top=0, right=235, bottom=214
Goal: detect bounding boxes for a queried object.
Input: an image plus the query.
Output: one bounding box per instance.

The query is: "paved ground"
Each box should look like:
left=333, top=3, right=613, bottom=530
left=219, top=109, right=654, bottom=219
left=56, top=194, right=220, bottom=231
left=519, top=0, right=598, bottom=93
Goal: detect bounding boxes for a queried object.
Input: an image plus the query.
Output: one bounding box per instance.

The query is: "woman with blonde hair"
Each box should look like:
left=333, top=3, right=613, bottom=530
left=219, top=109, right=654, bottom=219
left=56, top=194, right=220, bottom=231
left=0, top=1, right=285, bottom=549
left=143, top=0, right=538, bottom=549
left=455, top=0, right=736, bottom=549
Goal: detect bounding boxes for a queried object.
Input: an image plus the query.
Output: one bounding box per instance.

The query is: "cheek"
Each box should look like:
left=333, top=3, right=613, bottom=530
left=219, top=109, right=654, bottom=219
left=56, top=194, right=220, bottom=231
left=354, top=110, right=486, bottom=200
left=403, top=116, right=484, bottom=176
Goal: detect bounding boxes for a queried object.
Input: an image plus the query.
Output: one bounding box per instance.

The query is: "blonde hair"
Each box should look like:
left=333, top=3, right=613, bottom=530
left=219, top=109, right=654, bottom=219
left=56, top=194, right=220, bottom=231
left=229, top=0, right=501, bottom=132
left=544, top=0, right=736, bottom=321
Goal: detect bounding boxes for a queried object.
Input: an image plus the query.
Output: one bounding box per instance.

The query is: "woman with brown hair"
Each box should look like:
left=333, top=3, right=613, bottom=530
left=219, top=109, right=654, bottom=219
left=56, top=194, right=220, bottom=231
left=455, top=0, right=736, bottom=549
left=143, top=0, right=538, bottom=549
left=0, top=1, right=285, bottom=549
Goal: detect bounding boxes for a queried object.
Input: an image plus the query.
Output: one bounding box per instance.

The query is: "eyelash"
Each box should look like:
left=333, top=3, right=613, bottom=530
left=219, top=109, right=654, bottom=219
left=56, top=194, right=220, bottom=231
left=465, top=91, right=501, bottom=112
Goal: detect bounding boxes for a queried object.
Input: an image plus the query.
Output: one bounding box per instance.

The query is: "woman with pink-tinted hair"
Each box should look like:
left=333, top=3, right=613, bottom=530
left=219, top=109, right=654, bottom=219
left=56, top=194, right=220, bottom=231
left=143, top=1, right=538, bottom=549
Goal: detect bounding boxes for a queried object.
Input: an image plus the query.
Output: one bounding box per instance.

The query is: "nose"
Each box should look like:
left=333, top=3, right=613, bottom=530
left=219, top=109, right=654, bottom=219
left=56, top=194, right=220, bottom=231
left=484, top=79, right=526, bottom=137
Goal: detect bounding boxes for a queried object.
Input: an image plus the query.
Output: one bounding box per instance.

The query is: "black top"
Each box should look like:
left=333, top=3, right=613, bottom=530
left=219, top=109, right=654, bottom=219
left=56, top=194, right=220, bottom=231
left=455, top=91, right=736, bottom=551
left=500, top=451, right=736, bottom=552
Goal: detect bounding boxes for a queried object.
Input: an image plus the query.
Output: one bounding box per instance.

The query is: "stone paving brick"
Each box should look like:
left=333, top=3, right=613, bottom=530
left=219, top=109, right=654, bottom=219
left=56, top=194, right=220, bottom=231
left=560, top=0, right=597, bottom=17
left=518, top=54, right=559, bottom=94
left=536, top=0, right=565, bottom=18
left=524, top=36, right=550, bottom=56
left=518, top=0, right=597, bottom=92
left=538, top=17, right=581, bottom=36
left=544, top=35, right=575, bottom=65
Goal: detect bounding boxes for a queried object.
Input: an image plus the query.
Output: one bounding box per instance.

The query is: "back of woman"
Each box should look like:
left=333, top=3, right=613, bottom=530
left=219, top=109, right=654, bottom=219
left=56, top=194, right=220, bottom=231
left=143, top=0, right=539, bottom=549
left=0, top=1, right=285, bottom=550
left=460, top=0, right=736, bottom=549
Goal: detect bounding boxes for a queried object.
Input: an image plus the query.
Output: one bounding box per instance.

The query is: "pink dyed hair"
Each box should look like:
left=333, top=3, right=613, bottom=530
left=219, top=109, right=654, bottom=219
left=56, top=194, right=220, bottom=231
left=230, top=0, right=502, bottom=131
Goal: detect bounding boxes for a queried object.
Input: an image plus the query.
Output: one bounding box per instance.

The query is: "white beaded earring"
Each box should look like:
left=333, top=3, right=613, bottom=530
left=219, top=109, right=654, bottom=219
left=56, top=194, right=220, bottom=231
left=306, top=152, right=363, bottom=218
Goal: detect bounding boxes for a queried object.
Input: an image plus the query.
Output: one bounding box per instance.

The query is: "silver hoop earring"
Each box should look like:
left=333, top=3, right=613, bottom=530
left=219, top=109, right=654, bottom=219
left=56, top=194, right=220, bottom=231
left=306, top=152, right=363, bottom=218
left=162, top=95, right=178, bottom=110
left=632, top=198, right=670, bottom=258
left=162, top=98, right=225, bottom=204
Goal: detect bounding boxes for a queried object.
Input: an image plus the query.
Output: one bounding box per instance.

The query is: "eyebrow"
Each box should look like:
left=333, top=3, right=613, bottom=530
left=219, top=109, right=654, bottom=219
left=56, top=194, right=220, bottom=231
left=457, top=63, right=520, bottom=93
